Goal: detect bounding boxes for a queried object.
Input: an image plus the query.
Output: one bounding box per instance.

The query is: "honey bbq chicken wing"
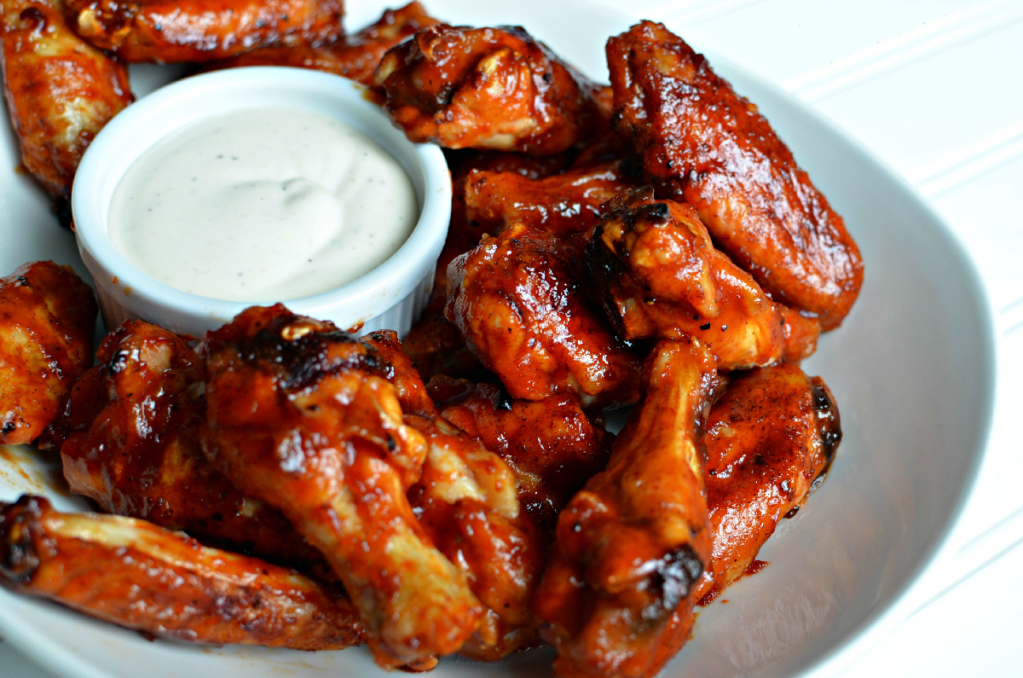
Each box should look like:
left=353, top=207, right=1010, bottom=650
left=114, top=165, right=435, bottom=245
left=0, top=0, right=132, bottom=217
left=406, top=415, right=545, bottom=661
left=402, top=149, right=572, bottom=383
left=433, top=377, right=612, bottom=532
left=55, top=320, right=324, bottom=571
left=363, top=331, right=545, bottom=661
left=1, top=262, right=96, bottom=446
left=694, top=364, right=841, bottom=601
left=65, top=0, right=344, bottom=63
left=606, top=21, right=862, bottom=329
left=374, top=24, right=605, bottom=155
left=209, top=1, right=436, bottom=85
left=446, top=222, right=641, bottom=408
left=535, top=339, right=718, bottom=678
left=586, top=189, right=820, bottom=368
left=0, top=496, right=364, bottom=650
left=464, top=160, right=640, bottom=238
left=199, top=305, right=481, bottom=669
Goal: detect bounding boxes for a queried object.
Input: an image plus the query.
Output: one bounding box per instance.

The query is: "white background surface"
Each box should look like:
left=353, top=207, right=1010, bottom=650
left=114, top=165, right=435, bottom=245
left=4, top=0, right=1022, bottom=675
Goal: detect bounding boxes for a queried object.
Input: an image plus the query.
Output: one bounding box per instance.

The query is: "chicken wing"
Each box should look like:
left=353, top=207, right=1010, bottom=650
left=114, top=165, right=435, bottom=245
left=446, top=222, right=641, bottom=408
left=464, top=160, right=640, bottom=238
left=535, top=338, right=718, bottom=678
left=65, top=0, right=344, bottom=63
left=606, top=21, right=862, bottom=330
left=374, top=24, right=605, bottom=155
left=0, top=495, right=364, bottom=650
left=694, top=365, right=841, bottom=601
left=433, top=376, right=612, bottom=532
left=55, top=320, right=324, bottom=571
left=402, top=149, right=573, bottom=383
left=406, top=414, right=545, bottom=661
left=199, top=305, right=481, bottom=668
left=208, top=1, right=436, bottom=85
left=587, top=189, right=820, bottom=368
left=362, top=330, right=545, bottom=661
left=1, top=262, right=96, bottom=446
left=0, top=0, right=132, bottom=218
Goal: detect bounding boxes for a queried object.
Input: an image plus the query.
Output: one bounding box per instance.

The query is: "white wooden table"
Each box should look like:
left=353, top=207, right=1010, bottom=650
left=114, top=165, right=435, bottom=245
left=4, top=0, right=1022, bottom=675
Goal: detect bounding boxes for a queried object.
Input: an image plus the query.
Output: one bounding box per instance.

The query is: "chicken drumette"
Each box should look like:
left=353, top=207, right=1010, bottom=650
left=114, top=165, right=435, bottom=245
left=446, top=222, right=641, bottom=408
left=535, top=338, right=718, bottom=678
left=1, top=262, right=96, bottom=446
left=0, top=0, right=132, bottom=218
left=0, top=495, right=364, bottom=650
left=606, top=21, right=862, bottom=329
left=374, top=24, right=605, bottom=155
left=55, top=320, right=323, bottom=571
left=64, top=0, right=344, bottom=63
left=199, top=305, right=480, bottom=669
left=587, top=188, right=820, bottom=367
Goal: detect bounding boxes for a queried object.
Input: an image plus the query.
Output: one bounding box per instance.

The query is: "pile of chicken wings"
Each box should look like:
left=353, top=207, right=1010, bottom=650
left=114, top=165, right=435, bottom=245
left=0, top=2, right=859, bottom=677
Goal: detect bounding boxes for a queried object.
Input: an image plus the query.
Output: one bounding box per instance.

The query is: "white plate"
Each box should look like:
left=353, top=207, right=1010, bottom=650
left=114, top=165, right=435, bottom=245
left=0, top=1, right=996, bottom=678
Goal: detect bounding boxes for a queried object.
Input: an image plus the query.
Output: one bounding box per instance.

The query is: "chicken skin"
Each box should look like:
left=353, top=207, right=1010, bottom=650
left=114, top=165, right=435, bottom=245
left=65, top=0, right=344, bottom=63
left=55, top=320, right=323, bottom=571
left=446, top=222, right=641, bottom=408
left=586, top=189, right=820, bottom=368
left=464, top=160, right=640, bottom=238
left=607, top=21, right=862, bottom=330
left=210, top=1, right=436, bottom=85
left=535, top=339, right=718, bottom=678
left=433, top=376, right=612, bottom=532
left=0, top=496, right=364, bottom=650
left=364, top=331, right=545, bottom=661
left=0, top=0, right=132, bottom=218
left=695, top=365, right=841, bottom=601
left=374, top=24, right=605, bottom=155
left=0, top=262, right=96, bottom=446
left=199, top=305, right=481, bottom=669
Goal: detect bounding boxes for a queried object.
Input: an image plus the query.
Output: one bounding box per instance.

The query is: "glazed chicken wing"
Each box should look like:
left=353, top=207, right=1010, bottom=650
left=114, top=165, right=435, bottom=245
left=535, top=339, right=718, bottom=678
left=402, top=150, right=572, bottom=382
left=433, top=376, right=612, bottom=532
left=0, top=496, right=364, bottom=650
left=406, top=414, right=545, bottom=661
left=446, top=222, right=641, bottom=408
left=1, top=262, right=96, bottom=446
left=695, top=365, right=841, bottom=601
left=587, top=189, right=820, bottom=368
left=209, top=1, right=436, bottom=85
left=363, top=331, right=545, bottom=661
left=0, top=0, right=131, bottom=217
left=199, top=305, right=481, bottom=669
left=606, top=21, right=862, bottom=330
left=55, top=320, right=324, bottom=571
left=65, top=0, right=344, bottom=63
left=465, top=160, right=640, bottom=238
left=374, top=24, right=605, bottom=155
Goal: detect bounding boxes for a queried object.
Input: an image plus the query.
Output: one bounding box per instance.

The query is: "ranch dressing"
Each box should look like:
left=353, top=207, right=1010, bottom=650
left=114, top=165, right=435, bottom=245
left=109, top=107, right=418, bottom=302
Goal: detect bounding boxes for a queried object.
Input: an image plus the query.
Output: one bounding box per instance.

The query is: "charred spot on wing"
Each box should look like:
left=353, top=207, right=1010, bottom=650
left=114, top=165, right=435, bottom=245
left=647, top=543, right=703, bottom=617
left=0, top=496, right=45, bottom=586
left=494, top=387, right=514, bottom=411
left=811, top=377, right=842, bottom=464
left=640, top=201, right=670, bottom=224
left=238, top=318, right=386, bottom=391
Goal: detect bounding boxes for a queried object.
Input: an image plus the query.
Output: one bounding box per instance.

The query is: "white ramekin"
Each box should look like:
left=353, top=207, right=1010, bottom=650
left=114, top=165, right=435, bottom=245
left=72, top=67, right=451, bottom=338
